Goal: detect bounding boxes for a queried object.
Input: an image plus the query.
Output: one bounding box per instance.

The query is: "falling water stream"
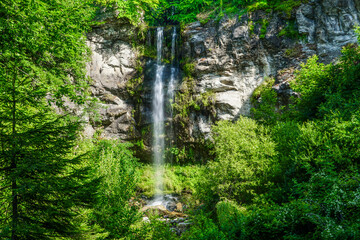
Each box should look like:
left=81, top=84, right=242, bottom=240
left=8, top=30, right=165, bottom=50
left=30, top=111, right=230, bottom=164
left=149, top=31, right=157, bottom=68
left=149, top=26, right=178, bottom=206
left=167, top=27, right=177, bottom=102
left=152, top=27, right=165, bottom=204
left=167, top=27, right=178, bottom=164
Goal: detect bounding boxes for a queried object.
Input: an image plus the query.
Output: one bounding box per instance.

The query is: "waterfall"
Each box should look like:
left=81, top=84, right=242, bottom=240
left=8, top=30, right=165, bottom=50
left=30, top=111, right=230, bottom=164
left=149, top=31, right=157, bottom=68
left=167, top=27, right=177, bottom=106
left=167, top=27, right=178, bottom=164
left=153, top=27, right=165, bottom=201
left=150, top=26, right=178, bottom=206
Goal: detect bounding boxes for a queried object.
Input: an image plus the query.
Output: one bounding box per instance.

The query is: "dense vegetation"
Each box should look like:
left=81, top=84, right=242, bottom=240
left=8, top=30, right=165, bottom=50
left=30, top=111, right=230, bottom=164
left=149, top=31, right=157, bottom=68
left=0, top=0, right=96, bottom=238
left=149, top=0, right=305, bottom=24
left=1, top=0, right=360, bottom=239
left=183, top=36, right=360, bottom=239
left=96, top=0, right=305, bottom=25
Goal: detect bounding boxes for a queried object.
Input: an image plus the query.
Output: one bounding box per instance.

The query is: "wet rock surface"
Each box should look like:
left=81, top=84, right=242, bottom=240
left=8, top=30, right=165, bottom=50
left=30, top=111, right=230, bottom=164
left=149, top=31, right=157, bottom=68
left=141, top=195, right=191, bottom=236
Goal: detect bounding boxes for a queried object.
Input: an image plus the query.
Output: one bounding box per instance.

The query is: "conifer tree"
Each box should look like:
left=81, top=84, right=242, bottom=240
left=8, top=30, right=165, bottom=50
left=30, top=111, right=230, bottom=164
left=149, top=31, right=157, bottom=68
left=0, top=0, right=97, bottom=238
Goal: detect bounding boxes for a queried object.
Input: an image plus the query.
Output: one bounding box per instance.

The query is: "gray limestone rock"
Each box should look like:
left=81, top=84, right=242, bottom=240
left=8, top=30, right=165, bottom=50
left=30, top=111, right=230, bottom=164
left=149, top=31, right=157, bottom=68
left=86, top=13, right=138, bottom=140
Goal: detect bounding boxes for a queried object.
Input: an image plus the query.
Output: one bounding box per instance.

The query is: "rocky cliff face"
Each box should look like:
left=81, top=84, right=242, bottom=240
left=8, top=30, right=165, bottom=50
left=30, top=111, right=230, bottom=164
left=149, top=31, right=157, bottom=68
left=86, top=12, right=139, bottom=139
left=86, top=0, right=360, bottom=158
left=182, top=0, right=360, bottom=139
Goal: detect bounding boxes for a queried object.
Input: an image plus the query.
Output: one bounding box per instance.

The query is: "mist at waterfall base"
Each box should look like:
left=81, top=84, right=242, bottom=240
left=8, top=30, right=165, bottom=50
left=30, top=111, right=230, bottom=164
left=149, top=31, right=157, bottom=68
left=148, top=26, right=179, bottom=208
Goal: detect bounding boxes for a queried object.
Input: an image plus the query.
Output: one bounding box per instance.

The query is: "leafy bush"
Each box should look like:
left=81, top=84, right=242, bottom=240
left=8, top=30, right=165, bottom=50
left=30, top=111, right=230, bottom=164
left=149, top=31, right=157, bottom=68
left=290, top=44, right=360, bottom=121
left=181, top=212, right=227, bottom=240
left=144, top=0, right=307, bottom=25
left=216, top=200, right=247, bottom=239
left=290, top=55, right=331, bottom=120
left=96, top=0, right=159, bottom=25
left=197, top=117, right=277, bottom=205
left=90, top=140, right=141, bottom=238
left=251, top=77, right=278, bottom=124
left=233, top=171, right=360, bottom=240
left=127, top=215, right=178, bottom=240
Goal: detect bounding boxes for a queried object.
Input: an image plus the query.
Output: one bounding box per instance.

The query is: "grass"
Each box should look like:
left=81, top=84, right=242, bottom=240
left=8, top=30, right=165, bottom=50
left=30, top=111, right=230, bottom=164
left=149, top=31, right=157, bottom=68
left=137, top=164, right=205, bottom=197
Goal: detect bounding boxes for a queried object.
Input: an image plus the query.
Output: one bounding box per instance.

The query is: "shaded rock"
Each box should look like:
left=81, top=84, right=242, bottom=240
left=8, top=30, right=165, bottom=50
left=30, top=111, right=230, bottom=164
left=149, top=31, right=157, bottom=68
left=176, top=202, right=183, bottom=212
left=141, top=205, right=169, bottom=215
left=166, top=201, right=177, bottom=212
left=171, top=220, right=192, bottom=236
left=141, top=205, right=187, bottom=219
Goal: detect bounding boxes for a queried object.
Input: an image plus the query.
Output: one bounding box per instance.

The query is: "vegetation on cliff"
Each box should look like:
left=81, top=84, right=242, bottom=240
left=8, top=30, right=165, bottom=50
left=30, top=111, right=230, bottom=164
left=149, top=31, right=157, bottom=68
left=97, top=0, right=306, bottom=27
left=144, top=0, right=306, bottom=24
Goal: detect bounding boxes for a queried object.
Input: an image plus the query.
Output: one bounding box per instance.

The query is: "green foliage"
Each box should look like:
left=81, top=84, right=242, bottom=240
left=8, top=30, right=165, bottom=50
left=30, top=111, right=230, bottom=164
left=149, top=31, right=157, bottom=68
left=0, top=111, right=97, bottom=239
left=216, top=200, right=247, bottom=239
left=142, top=45, right=157, bottom=59
left=137, top=164, right=204, bottom=197
left=289, top=55, right=330, bottom=119
left=90, top=140, right=140, bottom=238
left=197, top=117, right=276, bottom=205
left=127, top=77, right=144, bottom=97
left=127, top=215, right=178, bottom=240
left=221, top=172, right=360, bottom=240
left=144, top=0, right=307, bottom=25
left=135, top=139, right=146, bottom=150
left=251, top=77, right=278, bottom=124
left=197, top=9, right=217, bottom=25
left=180, top=212, right=227, bottom=240
left=247, top=1, right=269, bottom=12
left=248, top=20, right=255, bottom=35
left=0, top=0, right=97, bottom=238
left=278, top=20, right=307, bottom=40
left=167, top=0, right=214, bottom=24
left=284, top=44, right=303, bottom=58
left=191, top=39, right=360, bottom=240
left=289, top=44, right=360, bottom=121
left=0, top=0, right=95, bottom=107
left=96, top=0, right=159, bottom=25
left=196, top=115, right=360, bottom=239
left=252, top=77, right=275, bottom=102
left=260, top=19, right=269, bottom=39
left=170, top=146, right=195, bottom=163
left=183, top=62, right=196, bottom=77
left=273, top=0, right=303, bottom=18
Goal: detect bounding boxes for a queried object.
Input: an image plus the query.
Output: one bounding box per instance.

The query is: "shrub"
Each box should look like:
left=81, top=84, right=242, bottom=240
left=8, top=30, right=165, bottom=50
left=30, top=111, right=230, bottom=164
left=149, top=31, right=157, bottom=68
left=216, top=200, right=247, bottom=239
left=181, top=212, right=227, bottom=240
left=127, top=215, right=178, bottom=240
left=90, top=140, right=141, bottom=238
left=197, top=117, right=277, bottom=205
left=251, top=77, right=278, bottom=125
left=290, top=44, right=360, bottom=121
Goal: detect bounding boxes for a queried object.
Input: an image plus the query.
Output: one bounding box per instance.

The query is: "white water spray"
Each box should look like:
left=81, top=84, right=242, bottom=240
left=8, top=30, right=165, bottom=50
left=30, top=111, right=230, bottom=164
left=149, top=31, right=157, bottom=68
left=167, top=27, right=177, bottom=104
left=150, top=27, right=178, bottom=207
left=152, top=27, right=165, bottom=201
